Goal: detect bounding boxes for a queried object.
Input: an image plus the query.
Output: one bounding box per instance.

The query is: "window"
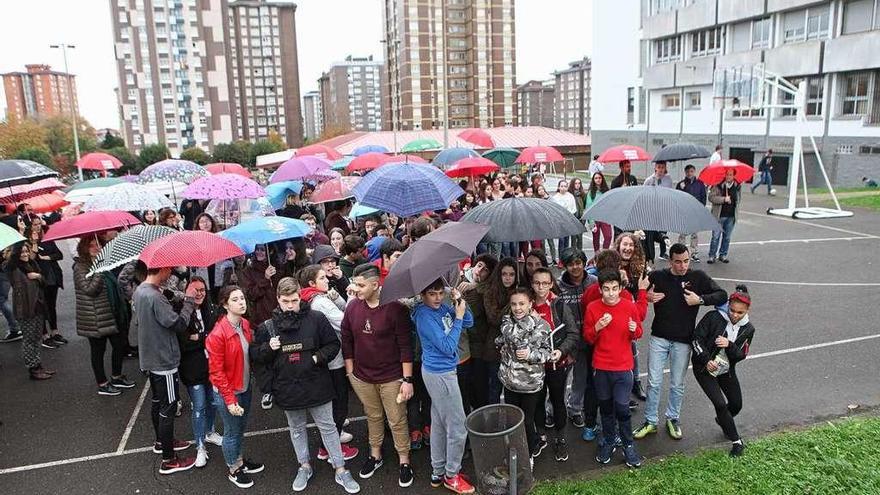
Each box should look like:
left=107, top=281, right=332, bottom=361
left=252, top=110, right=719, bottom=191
left=840, top=71, right=871, bottom=116
left=779, top=77, right=823, bottom=117
left=626, top=87, right=635, bottom=124
left=651, top=0, right=682, bottom=14
left=784, top=6, right=830, bottom=43
left=686, top=91, right=701, bottom=109
left=731, top=21, right=751, bottom=52
left=842, top=0, right=876, bottom=34
left=662, top=92, right=680, bottom=109
left=654, top=36, right=681, bottom=63
left=692, top=27, right=723, bottom=57
left=751, top=17, right=771, bottom=49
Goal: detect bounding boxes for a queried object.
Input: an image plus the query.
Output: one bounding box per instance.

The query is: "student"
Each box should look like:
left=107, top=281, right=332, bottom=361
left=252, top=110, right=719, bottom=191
left=482, top=258, right=520, bottom=404
left=550, top=179, right=577, bottom=256
left=5, top=242, right=53, bottom=380
left=339, top=235, right=366, bottom=279
left=412, top=280, right=475, bottom=494
left=751, top=149, right=773, bottom=194
left=584, top=270, right=643, bottom=468
left=708, top=169, right=741, bottom=264
left=312, top=245, right=350, bottom=299
left=692, top=285, right=756, bottom=457
left=585, top=172, right=612, bottom=251
left=371, top=237, right=405, bottom=285
left=675, top=165, right=708, bottom=262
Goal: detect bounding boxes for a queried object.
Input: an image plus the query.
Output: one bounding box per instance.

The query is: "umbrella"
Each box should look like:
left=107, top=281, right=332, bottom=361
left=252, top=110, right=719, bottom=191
left=0, top=160, right=59, bottom=188
left=139, top=159, right=209, bottom=185
left=141, top=230, right=244, bottom=268
left=352, top=145, right=389, bottom=156
left=352, top=162, right=464, bottom=217
left=311, top=176, right=361, bottom=204
left=432, top=147, right=479, bottom=169
left=63, top=177, right=126, bottom=203
left=75, top=152, right=123, bottom=172
left=205, top=162, right=252, bottom=178
left=21, top=191, right=68, bottom=214
left=206, top=197, right=276, bottom=228
left=82, top=182, right=174, bottom=212
left=458, top=129, right=495, bottom=149
left=445, top=157, right=500, bottom=179
left=584, top=185, right=721, bottom=233
left=699, top=159, right=755, bottom=185
left=42, top=211, right=141, bottom=242
left=265, top=181, right=305, bottom=210
left=270, top=156, right=331, bottom=183
left=310, top=168, right=341, bottom=183
left=380, top=222, right=491, bottom=304
left=183, top=173, right=265, bottom=200
left=482, top=148, right=521, bottom=168
left=386, top=154, right=428, bottom=164
left=652, top=143, right=711, bottom=162
left=0, top=178, right=66, bottom=204
left=348, top=202, right=381, bottom=219
left=88, top=225, right=177, bottom=276
left=220, top=216, right=311, bottom=254
left=0, top=223, right=26, bottom=251
left=296, top=144, right=342, bottom=161
left=346, top=152, right=390, bottom=174
left=401, top=138, right=442, bottom=153
left=515, top=146, right=564, bottom=164
left=332, top=156, right=355, bottom=171
left=461, top=197, right=586, bottom=242
left=597, top=144, right=651, bottom=163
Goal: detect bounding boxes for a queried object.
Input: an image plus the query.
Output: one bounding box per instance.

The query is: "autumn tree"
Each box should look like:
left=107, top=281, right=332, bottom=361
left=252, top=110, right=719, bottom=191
left=0, top=118, right=48, bottom=159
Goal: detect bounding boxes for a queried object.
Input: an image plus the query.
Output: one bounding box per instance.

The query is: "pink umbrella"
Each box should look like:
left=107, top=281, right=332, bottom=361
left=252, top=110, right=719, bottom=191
left=42, top=211, right=141, bottom=242
left=385, top=154, right=429, bottom=164
left=458, top=129, right=495, bottom=149
left=270, top=156, right=332, bottom=183
left=445, top=157, right=500, bottom=179
left=346, top=152, right=391, bottom=173
left=0, top=177, right=66, bottom=204
left=76, top=152, right=123, bottom=172
left=311, top=176, right=361, bottom=203
left=140, top=231, right=244, bottom=268
left=182, top=173, right=265, bottom=200
left=515, top=146, right=564, bottom=164
left=296, top=144, right=342, bottom=161
left=596, top=144, right=651, bottom=163
left=310, top=168, right=341, bottom=183
left=205, top=162, right=252, bottom=178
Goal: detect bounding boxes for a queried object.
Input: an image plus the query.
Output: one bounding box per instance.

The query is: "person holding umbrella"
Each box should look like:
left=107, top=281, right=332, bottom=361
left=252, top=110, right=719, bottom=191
left=610, top=161, right=638, bottom=189
left=642, top=162, right=674, bottom=263
left=240, top=244, right=280, bottom=411
left=550, top=180, right=577, bottom=262
left=5, top=242, right=54, bottom=380
left=707, top=169, right=741, bottom=264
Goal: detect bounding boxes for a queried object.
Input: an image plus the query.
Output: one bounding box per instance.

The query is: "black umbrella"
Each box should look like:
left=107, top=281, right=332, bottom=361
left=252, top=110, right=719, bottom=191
left=652, top=143, right=711, bottom=162
left=0, top=160, right=59, bottom=188
left=460, top=197, right=586, bottom=243
left=584, top=186, right=720, bottom=233
left=380, top=222, right=490, bottom=305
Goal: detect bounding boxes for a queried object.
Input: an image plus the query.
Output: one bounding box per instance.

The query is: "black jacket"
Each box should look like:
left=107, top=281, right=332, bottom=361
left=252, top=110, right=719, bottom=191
left=177, top=302, right=219, bottom=386
left=691, top=309, right=755, bottom=374
left=549, top=296, right=580, bottom=362
left=610, top=173, right=638, bottom=189
left=250, top=306, right=340, bottom=410
left=648, top=268, right=727, bottom=343
left=35, top=241, right=64, bottom=289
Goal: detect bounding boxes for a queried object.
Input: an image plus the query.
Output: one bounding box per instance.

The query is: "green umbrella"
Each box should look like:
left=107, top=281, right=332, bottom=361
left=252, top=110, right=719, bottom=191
left=0, top=223, right=25, bottom=251
left=401, top=138, right=442, bottom=153
left=482, top=148, right=521, bottom=168
left=63, top=177, right=127, bottom=204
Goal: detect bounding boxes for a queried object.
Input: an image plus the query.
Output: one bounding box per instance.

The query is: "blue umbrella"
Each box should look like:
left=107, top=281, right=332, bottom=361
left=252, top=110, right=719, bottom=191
left=265, top=180, right=304, bottom=210
left=432, top=147, right=479, bottom=169
left=220, top=216, right=311, bottom=254
left=352, top=145, right=389, bottom=156
left=332, top=156, right=355, bottom=171
left=352, top=162, right=464, bottom=217
left=348, top=202, right=381, bottom=219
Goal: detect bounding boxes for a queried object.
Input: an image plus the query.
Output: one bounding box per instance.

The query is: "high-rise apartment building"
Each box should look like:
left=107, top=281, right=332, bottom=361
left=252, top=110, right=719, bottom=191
left=554, top=57, right=591, bottom=135
left=382, top=0, right=517, bottom=134
left=319, top=55, right=386, bottom=133
left=2, top=64, right=79, bottom=121
left=517, top=80, right=555, bottom=127
left=302, top=90, right=322, bottom=141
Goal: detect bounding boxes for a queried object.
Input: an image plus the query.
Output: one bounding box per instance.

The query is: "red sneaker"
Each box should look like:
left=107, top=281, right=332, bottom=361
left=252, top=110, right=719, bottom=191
left=341, top=443, right=359, bottom=460
left=159, top=455, right=196, bottom=475
left=444, top=473, right=475, bottom=494
left=153, top=439, right=192, bottom=454
left=317, top=446, right=330, bottom=460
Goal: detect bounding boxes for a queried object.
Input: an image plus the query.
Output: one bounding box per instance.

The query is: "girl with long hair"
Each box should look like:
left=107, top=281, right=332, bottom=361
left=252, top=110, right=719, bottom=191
left=586, top=172, right=613, bottom=250
left=569, top=177, right=587, bottom=251
left=26, top=223, right=66, bottom=347
left=5, top=242, right=53, bottom=380
left=482, top=257, right=520, bottom=404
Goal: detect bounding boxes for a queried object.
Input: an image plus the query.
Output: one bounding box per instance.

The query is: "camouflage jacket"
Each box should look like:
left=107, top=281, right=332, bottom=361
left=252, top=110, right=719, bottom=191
left=495, top=313, right=551, bottom=393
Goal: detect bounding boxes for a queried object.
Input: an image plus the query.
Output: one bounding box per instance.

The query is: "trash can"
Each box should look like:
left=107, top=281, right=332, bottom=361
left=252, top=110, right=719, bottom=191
left=465, top=404, right=534, bottom=495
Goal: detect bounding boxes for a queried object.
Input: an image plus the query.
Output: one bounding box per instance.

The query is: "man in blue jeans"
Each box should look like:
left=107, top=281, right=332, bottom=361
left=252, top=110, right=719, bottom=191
left=634, top=244, right=727, bottom=441
left=750, top=149, right=773, bottom=194
left=707, top=169, right=741, bottom=264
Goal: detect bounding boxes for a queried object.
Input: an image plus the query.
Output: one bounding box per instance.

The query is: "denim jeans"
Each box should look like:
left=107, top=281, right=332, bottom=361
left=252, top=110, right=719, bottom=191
left=708, top=216, right=736, bottom=259
left=751, top=170, right=772, bottom=194
left=0, top=272, right=19, bottom=333
left=644, top=336, right=692, bottom=425
left=286, top=402, right=345, bottom=469
left=594, top=370, right=634, bottom=446
left=557, top=236, right=570, bottom=257
left=566, top=346, right=598, bottom=428
left=213, top=386, right=252, bottom=467
left=187, top=384, right=218, bottom=449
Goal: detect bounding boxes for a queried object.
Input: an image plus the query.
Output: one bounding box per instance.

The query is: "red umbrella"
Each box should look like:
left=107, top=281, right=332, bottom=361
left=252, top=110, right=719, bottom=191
left=596, top=144, right=651, bottom=163
left=140, top=230, right=244, bottom=268
left=457, top=129, right=495, bottom=148
left=42, top=211, right=141, bottom=242
left=515, top=146, right=564, bottom=164
left=296, top=144, right=342, bottom=161
left=205, top=162, right=252, bottom=178
left=0, top=177, right=66, bottom=204
left=24, top=191, right=68, bottom=214
left=311, top=176, right=361, bottom=203
left=76, top=152, right=123, bottom=171
left=346, top=152, right=390, bottom=173
left=385, top=154, right=429, bottom=164
left=699, top=159, right=755, bottom=185
left=445, top=157, right=500, bottom=178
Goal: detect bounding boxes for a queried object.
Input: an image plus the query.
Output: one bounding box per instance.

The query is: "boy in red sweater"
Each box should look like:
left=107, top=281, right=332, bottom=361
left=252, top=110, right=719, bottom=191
left=583, top=270, right=643, bottom=468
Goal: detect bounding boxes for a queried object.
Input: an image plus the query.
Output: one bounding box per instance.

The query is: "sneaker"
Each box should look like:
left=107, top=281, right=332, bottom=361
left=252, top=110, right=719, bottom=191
left=532, top=437, right=548, bottom=458
left=398, top=463, right=414, bottom=488
left=729, top=441, right=746, bottom=457
left=159, top=455, right=196, bottom=475
left=41, top=339, right=60, bottom=349
left=0, top=331, right=22, bottom=342
left=422, top=426, right=431, bottom=447
left=431, top=474, right=444, bottom=488
left=691, top=254, right=701, bottom=263
left=242, top=458, right=264, bottom=474
left=544, top=415, right=555, bottom=429
left=570, top=413, right=586, bottom=428
left=553, top=438, right=569, bottom=462
left=335, top=469, right=361, bottom=494
left=666, top=418, right=683, bottom=440
left=632, top=380, right=647, bottom=401
left=359, top=456, right=383, bottom=479
left=318, top=447, right=330, bottom=460
left=581, top=425, right=600, bottom=442
left=50, top=334, right=68, bottom=344
left=97, top=383, right=122, bottom=396
left=633, top=421, right=657, bottom=439
left=706, top=257, right=716, bottom=264
left=292, top=465, right=313, bottom=492
left=623, top=444, right=642, bottom=468
left=153, top=439, right=192, bottom=454
left=595, top=442, right=615, bottom=464
left=629, top=399, right=639, bottom=411
left=409, top=430, right=423, bottom=450
left=344, top=417, right=351, bottom=427
left=720, top=256, right=730, bottom=264
left=261, top=393, right=273, bottom=410
left=110, top=375, right=136, bottom=389
left=205, top=431, right=224, bottom=447
left=339, top=430, right=354, bottom=444
left=658, top=253, right=669, bottom=260
left=341, top=443, right=359, bottom=461
left=229, top=466, right=254, bottom=489
left=195, top=447, right=208, bottom=468
left=443, top=473, right=475, bottom=494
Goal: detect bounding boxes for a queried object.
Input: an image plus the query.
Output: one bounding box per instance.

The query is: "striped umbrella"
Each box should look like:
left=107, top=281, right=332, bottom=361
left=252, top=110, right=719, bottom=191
left=88, top=225, right=177, bottom=276
left=584, top=185, right=721, bottom=233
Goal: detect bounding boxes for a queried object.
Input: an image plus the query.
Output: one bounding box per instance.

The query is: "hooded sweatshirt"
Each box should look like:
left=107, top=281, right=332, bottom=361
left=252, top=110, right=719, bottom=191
left=556, top=270, right=597, bottom=335
left=412, top=302, right=474, bottom=374
left=300, top=286, right=347, bottom=370
left=691, top=304, right=755, bottom=372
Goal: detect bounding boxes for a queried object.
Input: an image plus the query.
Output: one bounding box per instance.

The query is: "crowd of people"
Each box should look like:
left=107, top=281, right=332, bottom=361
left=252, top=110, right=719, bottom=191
left=0, top=157, right=757, bottom=493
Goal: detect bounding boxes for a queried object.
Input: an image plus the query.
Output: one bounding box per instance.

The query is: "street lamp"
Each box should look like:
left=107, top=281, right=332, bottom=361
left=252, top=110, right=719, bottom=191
left=50, top=43, right=83, bottom=182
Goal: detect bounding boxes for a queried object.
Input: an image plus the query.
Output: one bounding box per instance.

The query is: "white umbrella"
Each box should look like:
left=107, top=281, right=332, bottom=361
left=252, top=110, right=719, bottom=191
left=83, top=183, right=175, bottom=212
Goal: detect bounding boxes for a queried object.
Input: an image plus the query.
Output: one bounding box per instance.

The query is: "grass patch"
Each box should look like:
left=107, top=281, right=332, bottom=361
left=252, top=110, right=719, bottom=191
left=807, top=186, right=875, bottom=194
left=534, top=416, right=880, bottom=495
left=837, top=195, right=880, bottom=211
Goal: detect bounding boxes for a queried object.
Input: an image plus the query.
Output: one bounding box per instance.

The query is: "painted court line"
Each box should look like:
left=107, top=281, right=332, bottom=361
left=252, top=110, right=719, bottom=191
left=2, top=334, right=879, bottom=476
left=740, top=210, right=879, bottom=239
left=116, top=381, right=151, bottom=454
left=713, top=277, right=880, bottom=287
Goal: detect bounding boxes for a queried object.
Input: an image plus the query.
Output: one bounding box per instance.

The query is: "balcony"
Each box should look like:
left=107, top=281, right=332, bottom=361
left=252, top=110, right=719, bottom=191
left=677, top=0, right=716, bottom=33
left=717, top=0, right=764, bottom=24
left=823, top=30, right=880, bottom=74
left=643, top=10, right=676, bottom=40
left=643, top=63, right=676, bottom=90
left=764, top=40, right=822, bottom=77
left=675, top=56, right=714, bottom=86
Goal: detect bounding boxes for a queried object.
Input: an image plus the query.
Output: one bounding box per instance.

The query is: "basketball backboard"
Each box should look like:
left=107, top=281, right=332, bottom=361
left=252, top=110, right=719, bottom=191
left=712, top=63, right=767, bottom=109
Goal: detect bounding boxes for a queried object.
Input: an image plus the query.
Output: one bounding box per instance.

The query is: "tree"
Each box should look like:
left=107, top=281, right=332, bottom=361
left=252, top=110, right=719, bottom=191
left=99, top=133, right=126, bottom=150
left=267, top=129, right=286, bottom=149
left=210, top=142, right=247, bottom=167
left=0, top=118, right=48, bottom=159
left=138, top=143, right=170, bottom=169
left=42, top=115, right=97, bottom=161
left=180, top=146, right=210, bottom=165
left=250, top=138, right=286, bottom=166
left=14, top=147, right=54, bottom=167
left=106, top=146, right=139, bottom=174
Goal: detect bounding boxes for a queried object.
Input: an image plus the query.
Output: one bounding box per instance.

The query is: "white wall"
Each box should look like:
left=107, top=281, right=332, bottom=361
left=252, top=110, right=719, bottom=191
left=681, top=86, right=718, bottom=134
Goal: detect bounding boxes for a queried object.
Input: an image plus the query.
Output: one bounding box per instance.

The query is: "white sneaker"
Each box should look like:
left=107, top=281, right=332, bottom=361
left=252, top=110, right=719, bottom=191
left=205, top=431, right=224, bottom=447
left=261, top=393, right=273, bottom=410
left=343, top=417, right=350, bottom=427
left=195, top=447, right=208, bottom=468
left=339, top=430, right=353, bottom=444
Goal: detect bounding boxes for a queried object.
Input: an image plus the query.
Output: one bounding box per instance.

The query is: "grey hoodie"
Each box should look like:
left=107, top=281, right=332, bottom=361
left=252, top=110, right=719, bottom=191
left=135, top=282, right=195, bottom=373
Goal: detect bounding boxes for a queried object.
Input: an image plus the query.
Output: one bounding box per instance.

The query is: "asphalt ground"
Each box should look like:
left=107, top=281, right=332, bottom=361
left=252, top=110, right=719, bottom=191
left=1, top=188, right=878, bottom=494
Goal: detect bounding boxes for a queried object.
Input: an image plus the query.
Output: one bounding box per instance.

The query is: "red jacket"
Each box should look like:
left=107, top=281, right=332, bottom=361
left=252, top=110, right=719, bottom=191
left=206, top=315, right=253, bottom=405
left=583, top=298, right=643, bottom=372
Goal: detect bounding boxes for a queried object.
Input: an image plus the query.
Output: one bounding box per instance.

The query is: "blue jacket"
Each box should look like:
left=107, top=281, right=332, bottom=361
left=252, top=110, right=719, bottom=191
left=412, top=302, right=474, bottom=374
left=676, top=177, right=707, bottom=205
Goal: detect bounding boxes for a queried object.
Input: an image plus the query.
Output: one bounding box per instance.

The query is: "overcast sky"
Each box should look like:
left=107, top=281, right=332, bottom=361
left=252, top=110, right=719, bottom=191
left=0, top=0, right=592, bottom=129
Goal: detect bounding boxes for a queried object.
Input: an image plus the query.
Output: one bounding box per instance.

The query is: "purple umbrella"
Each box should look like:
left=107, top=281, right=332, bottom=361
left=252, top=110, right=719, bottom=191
left=270, top=156, right=331, bottom=183
left=139, top=159, right=209, bottom=185
left=352, top=162, right=464, bottom=217
left=182, top=173, right=266, bottom=200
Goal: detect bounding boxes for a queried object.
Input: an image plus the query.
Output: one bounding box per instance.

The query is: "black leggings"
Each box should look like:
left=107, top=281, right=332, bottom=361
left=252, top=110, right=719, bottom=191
left=43, top=285, right=59, bottom=331
left=407, top=365, right=432, bottom=431
left=88, top=334, right=126, bottom=385
left=535, top=365, right=568, bottom=436
left=694, top=369, right=743, bottom=441
left=505, top=387, right=541, bottom=454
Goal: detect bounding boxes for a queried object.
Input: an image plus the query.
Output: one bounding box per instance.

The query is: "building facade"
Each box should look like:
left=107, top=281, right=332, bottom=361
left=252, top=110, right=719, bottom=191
left=554, top=58, right=591, bottom=135
left=516, top=80, right=555, bottom=127
left=382, top=0, right=517, bottom=134
left=302, top=90, right=323, bottom=140
left=318, top=55, right=386, bottom=134
left=2, top=64, right=79, bottom=121
left=591, top=0, right=880, bottom=186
